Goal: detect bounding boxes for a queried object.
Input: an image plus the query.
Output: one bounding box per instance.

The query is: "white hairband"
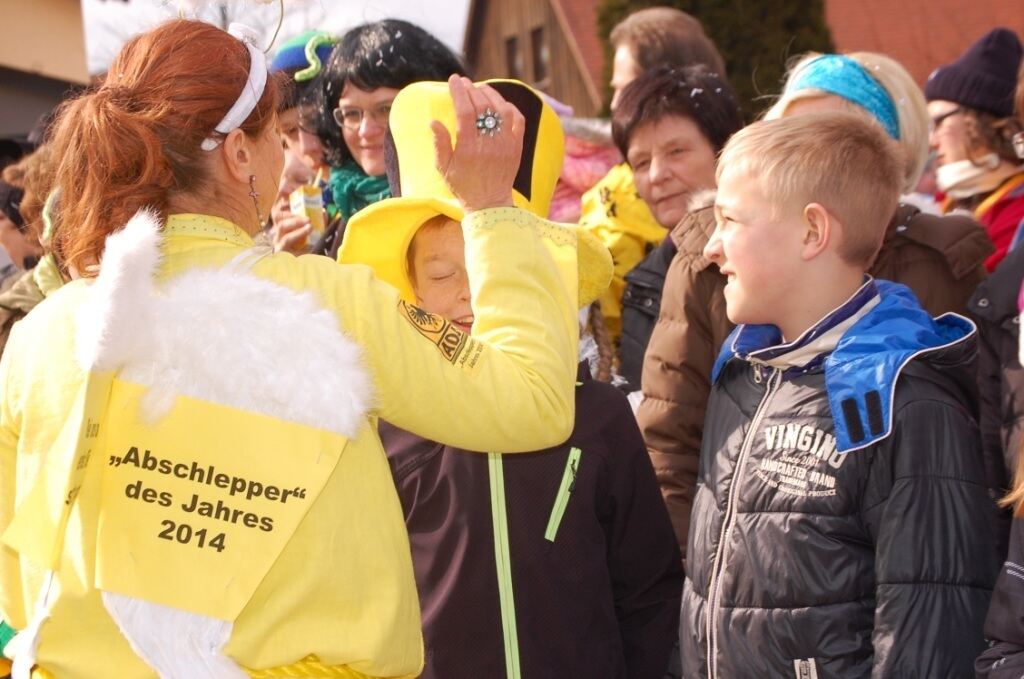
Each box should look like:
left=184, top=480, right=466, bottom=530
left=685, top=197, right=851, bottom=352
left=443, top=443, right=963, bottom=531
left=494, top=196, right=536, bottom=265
left=201, top=23, right=268, bottom=151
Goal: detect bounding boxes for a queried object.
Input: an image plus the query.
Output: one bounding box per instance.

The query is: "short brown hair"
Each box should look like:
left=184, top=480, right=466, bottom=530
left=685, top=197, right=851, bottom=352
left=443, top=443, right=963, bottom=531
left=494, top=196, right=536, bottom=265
left=964, top=107, right=1024, bottom=164
left=612, top=65, right=743, bottom=158
left=610, top=7, right=726, bottom=76
left=717, top=112, right=902, bottom=267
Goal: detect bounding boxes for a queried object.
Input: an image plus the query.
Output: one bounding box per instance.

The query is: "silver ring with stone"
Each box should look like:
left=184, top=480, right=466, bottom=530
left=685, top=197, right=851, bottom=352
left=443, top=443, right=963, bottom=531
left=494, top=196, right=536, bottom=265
left=476, top=109, right=502, bottom=137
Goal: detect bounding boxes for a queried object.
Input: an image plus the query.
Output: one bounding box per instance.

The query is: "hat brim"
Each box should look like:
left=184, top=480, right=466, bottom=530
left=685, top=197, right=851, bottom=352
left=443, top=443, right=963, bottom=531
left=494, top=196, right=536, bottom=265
left=340, top=197, right=612, bottom=309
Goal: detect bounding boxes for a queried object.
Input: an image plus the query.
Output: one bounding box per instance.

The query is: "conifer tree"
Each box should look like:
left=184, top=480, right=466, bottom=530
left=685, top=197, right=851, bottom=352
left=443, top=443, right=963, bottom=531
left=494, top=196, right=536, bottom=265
left=597, top=0, right=834, bottom=118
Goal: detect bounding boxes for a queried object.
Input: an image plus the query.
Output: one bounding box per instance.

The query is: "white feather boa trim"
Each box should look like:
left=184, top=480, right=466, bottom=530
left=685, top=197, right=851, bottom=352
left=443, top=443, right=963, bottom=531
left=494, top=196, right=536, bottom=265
left=76, top=209, right=373, bottom=436
left=66, top=210, right=373, bottom=677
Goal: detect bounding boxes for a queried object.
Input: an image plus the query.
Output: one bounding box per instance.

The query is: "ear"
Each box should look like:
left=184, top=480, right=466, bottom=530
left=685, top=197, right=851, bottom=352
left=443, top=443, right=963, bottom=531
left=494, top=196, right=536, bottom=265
left=801, top=202, right=833, bottom=261
left=219, top=128, right=254, bottom=185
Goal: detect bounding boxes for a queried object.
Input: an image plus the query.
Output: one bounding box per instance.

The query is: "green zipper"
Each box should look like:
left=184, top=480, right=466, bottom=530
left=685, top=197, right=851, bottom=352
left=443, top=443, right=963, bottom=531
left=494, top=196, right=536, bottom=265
left=488, top=453, right=522, bottom=679
left=544, top=447, right=582, bottom=542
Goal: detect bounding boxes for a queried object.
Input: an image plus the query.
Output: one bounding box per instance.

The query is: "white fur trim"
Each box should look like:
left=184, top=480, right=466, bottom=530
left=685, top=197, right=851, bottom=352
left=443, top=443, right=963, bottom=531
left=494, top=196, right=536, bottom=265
left=75, top=210, right=373, bottom=438
left=75, top=209, right=163, bottom=372
left=687, top=188, right=717, bottom=213
left=67, top=211, right=374, bottom=675
left=102, top=593, right=246, bottom=679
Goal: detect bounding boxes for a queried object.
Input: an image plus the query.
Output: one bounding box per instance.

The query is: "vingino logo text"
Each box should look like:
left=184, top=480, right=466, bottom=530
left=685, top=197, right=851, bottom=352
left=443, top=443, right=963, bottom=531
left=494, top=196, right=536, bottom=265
left=754, top=423, right=847, bottom=497
left=763, top=424, right=846, bottom=470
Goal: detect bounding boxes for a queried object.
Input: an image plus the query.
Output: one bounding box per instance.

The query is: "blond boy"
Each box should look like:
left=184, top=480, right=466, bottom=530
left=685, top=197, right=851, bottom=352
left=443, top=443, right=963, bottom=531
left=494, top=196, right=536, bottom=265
left=680, top=112, right=997, bottom=678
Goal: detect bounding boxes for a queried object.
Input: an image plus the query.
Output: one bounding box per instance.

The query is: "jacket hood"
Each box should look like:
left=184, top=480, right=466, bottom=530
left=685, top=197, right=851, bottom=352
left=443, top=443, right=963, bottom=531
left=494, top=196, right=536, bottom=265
left=970, top=241, right=1024, bottom=324
left=713, top=280, right=976, bottom=453
left=884, top=203, right=994, bottom=280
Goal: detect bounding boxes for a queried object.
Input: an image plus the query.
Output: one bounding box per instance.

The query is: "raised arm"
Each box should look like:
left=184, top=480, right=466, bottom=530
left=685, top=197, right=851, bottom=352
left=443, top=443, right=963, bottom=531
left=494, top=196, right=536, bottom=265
left=318, top=77, right=581, bottom=452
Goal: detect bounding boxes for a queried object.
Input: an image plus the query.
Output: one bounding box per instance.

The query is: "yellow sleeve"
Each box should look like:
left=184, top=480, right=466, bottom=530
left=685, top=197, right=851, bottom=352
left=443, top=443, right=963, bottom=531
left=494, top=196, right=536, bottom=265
left=316, top=208, right=578, bottom=453
left=0, top=323, right=24, bottom=628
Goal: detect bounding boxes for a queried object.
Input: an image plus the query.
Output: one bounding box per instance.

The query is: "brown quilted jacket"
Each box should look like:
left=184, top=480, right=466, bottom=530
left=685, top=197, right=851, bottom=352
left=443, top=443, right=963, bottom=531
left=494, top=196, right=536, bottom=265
left=637, top=198, right=992, bottom=558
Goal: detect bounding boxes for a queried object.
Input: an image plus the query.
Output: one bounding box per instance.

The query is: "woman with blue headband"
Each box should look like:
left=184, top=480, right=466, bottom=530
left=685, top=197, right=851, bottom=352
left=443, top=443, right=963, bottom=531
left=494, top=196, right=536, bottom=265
left=766, top=51, right=991, bottom=319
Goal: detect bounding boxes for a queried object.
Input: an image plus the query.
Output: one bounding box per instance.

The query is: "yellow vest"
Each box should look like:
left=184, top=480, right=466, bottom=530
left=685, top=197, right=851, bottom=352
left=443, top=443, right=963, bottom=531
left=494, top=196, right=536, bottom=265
left=0, top=209, right=578, bottom=678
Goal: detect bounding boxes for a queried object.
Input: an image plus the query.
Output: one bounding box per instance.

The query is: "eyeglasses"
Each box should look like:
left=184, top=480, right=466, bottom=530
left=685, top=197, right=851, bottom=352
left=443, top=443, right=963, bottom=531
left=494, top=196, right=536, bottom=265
left=929, top=107, right=963, bottom=134
left=332, top=101, right=393, bottom=131
left=1014, top=131, right=1024, bottom=160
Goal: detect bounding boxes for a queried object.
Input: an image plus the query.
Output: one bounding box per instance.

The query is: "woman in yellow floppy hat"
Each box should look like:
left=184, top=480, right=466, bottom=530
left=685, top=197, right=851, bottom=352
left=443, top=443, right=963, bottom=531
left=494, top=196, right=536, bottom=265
left=339, top=79, right=683, bottom=679
left=0, top=20, right=591, bottom=679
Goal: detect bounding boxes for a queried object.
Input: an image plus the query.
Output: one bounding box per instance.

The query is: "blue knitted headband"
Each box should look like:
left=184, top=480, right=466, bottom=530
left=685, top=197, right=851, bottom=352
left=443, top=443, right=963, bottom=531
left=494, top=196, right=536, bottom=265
left=789, top=55, right=901, bottom=140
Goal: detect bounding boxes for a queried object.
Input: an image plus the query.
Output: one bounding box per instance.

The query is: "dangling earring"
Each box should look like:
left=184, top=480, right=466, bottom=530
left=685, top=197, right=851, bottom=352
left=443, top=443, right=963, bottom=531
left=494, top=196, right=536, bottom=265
left=248, top=174, right=265, bottom=228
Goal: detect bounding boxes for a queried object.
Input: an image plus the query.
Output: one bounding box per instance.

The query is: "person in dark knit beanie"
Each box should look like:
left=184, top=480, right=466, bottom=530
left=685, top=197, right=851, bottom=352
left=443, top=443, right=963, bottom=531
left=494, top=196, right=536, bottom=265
left=925, top=27, right=1024, bottom=271
left=926, top=27, right=1022, bottom=118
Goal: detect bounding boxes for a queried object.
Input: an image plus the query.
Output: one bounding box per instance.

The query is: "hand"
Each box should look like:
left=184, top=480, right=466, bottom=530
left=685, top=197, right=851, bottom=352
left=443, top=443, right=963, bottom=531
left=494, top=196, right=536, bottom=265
left=271, top=213, right=312, bottom=255
left=432, top=75, right=525, bottom=213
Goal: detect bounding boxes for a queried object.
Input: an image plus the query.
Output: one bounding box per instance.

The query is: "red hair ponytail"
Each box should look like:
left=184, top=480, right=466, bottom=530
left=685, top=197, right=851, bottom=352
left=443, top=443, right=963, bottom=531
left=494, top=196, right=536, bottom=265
left=49, top=19, right=280, bottom=275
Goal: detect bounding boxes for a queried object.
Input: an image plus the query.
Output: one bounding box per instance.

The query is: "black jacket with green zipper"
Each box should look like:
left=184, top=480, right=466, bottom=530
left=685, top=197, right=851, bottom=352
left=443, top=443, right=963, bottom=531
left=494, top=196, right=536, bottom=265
left=379, top=364, right=682, bottom=679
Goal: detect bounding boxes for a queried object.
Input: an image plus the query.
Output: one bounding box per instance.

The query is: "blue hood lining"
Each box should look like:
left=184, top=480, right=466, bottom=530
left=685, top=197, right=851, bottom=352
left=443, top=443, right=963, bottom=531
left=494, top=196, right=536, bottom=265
left=712, top=281, right=975, bottom=453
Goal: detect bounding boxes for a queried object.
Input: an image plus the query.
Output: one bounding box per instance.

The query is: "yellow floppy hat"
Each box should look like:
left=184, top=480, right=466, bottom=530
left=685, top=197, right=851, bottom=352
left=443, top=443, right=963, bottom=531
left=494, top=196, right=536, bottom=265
left=337, top=79, right=612, bottom=308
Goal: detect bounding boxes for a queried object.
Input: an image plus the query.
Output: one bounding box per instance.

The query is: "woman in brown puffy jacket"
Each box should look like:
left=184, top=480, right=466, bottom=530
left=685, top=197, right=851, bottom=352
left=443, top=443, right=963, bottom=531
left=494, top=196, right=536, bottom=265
left=637, top=51, right=993, bottom=560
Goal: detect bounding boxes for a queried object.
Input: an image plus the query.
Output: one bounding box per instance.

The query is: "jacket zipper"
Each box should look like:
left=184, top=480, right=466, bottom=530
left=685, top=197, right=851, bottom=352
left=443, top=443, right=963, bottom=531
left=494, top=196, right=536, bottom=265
left=544, top=447, right=582, bottom=542
left=488, top=453, right=522, bottom=679
left=706, top=365, right=781, bottom=679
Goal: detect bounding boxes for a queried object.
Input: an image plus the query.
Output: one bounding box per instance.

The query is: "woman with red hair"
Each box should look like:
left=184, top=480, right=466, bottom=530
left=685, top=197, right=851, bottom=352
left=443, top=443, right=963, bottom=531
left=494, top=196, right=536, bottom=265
left=0, top=19, right=593, bottom=679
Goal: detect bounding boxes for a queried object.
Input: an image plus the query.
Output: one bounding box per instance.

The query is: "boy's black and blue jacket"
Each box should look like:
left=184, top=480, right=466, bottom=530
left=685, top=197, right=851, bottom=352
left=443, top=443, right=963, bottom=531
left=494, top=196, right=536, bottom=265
left=681, top=278, right=999, bottom=679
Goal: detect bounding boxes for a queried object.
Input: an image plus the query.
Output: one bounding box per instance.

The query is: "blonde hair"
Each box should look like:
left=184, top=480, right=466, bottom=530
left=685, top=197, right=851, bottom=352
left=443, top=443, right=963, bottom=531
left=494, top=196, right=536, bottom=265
left=718, top=112, right=902, bottom=267
left=764, top=52, right=928, bottom=194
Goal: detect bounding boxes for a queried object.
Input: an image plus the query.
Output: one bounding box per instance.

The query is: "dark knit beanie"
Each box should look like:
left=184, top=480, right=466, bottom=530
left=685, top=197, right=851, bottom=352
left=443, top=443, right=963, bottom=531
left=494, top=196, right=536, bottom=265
left=925, top=27, right=1023, bottom=117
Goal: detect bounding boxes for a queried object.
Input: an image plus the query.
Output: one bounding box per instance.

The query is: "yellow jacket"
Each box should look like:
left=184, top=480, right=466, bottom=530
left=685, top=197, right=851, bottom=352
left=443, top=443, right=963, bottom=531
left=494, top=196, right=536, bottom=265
left=0, top=208, right=578, bottom=678
left=579, top=164, right=666, bottom=342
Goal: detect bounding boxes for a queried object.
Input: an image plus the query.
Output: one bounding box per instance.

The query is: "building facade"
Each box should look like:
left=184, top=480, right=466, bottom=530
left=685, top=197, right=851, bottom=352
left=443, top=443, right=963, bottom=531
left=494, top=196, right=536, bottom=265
left=463, top=0, right=605, bottom=117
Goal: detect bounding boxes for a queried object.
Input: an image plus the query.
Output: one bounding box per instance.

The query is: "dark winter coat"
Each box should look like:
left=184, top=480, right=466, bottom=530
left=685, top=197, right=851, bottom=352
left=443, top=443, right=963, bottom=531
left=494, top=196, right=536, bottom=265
left=638, top=199, right=992, bottom=561
left=977, top=516, right=1024, bottom=678
left=969, top=244, right=1024, bottom=497
left=618, top=237, right=677, bottom=391
left=967, top=245, right=1024, bottom=558
left=680, top=279, right=998, bottom=679
left=379, top=365, right=683, bottom=679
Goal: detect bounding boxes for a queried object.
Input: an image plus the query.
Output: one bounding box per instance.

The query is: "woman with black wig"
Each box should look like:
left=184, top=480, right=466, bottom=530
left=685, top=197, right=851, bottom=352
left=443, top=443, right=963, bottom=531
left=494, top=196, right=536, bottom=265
left=301, top=19, right=468, bottom=258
